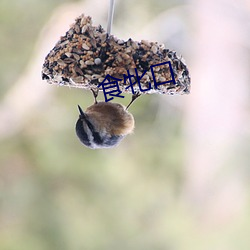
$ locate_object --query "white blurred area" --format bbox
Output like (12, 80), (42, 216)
(185, 0), (250, 225)
(1, 0), (250, 247)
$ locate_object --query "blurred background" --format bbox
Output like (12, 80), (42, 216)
(1, 0), (250, 249)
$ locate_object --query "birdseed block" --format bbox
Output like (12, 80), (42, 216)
(42, 14), (190, 95)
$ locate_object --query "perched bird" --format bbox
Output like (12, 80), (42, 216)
(75, 90), (140, 149)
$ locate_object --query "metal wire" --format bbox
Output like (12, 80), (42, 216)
(107, 0), (115, 34)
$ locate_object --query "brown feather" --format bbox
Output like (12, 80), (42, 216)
(85, 102), (134, 135)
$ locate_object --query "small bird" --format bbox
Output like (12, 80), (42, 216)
(75, 90), (140, 149)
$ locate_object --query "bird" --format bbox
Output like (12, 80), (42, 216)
(75, 89), (140, 149)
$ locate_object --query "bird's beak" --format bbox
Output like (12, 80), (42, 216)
(77, 105), (86, 119)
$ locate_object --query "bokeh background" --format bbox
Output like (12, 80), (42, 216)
(1, 0), (250, 249)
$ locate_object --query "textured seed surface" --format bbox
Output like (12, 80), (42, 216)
(42, 14), (190, 95)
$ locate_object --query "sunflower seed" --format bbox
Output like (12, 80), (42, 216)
(82, 43), (90, 50)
